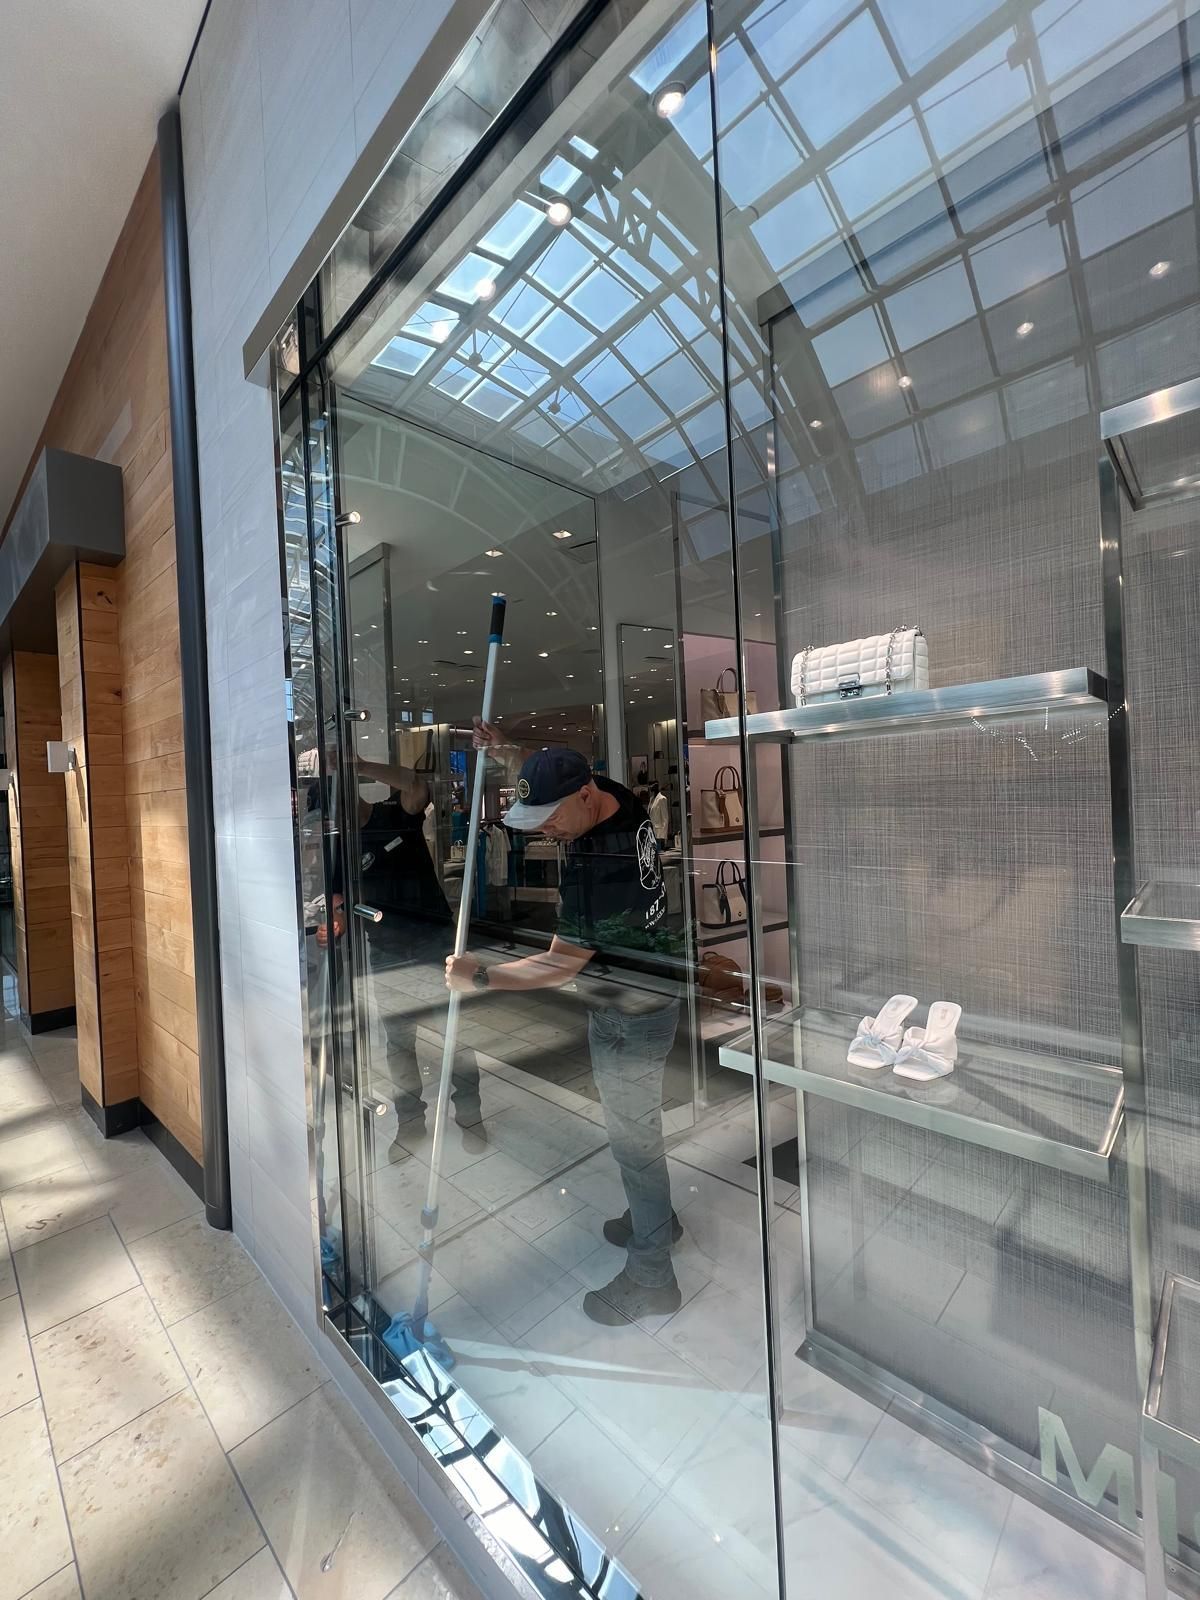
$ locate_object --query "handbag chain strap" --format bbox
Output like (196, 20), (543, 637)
(797, 644), (812, 707)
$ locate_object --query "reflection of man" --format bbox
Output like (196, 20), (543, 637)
(356, 756), (483, 1160)
(447, 734), (683, 1326)
(648, 781), (670, 844)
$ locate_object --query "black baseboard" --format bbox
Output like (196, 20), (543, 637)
(140, 1106), (204, 1200)
(29, 1005), (77, 1035)
(81, 1085), (141, 1138)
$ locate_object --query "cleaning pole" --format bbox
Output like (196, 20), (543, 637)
(391, 592), (506, 1362)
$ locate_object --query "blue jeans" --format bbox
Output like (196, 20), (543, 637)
(588, 1000), (681, 1288)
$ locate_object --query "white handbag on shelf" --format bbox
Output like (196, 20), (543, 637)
(790, 626), (928, 706)
(699, 860), (748, 928)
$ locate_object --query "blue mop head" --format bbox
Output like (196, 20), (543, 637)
(381, 1312), (456, 1371)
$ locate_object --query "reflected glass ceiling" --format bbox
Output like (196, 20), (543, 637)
(334, 0), (1200, 518)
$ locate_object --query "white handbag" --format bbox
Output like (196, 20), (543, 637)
(699, 860), (747, 928)
(791, 627), (927, 706)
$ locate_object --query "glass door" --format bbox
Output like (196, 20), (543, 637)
(294, 5), (785, 1596)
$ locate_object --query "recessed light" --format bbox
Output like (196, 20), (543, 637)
(546, 610), (557, 616)
(1149, 260), (1172, 279)
(654, 81), (686, 118)
(457, 630), (467, 636)
(566, 673), (574, 679)
(485, 548), (503, 557)
(538, 650), (549, 657)
(809, 419), (823, 429)
(546, 198), (573, 227)
(897, 375), (913, 390)
(463, 648), (474, 654)
(474, 276), (497, 301)
(552, 529), (572, 539)
(417, 639), (428, 645)
(1016, 320), (1035, 338)
(430, 319), (453, 344)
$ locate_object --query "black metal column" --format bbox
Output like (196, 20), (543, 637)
(157, 104), (231, 1231)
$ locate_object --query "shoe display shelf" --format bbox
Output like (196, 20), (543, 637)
(716, 1007), (1124, 1182)
(1145, 1272), (1200, 1473)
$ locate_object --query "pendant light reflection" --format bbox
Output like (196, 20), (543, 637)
(546, 198), (573, 227)
(654, 81), (686, 118)
(474, 276), (497, 302)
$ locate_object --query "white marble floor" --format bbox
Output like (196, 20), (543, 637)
(0, 1011), (484, 1600)
(352, 982), (1149, 1600)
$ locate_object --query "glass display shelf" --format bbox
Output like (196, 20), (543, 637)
(1146, 1273), (1200, 1472)
(703, 668), (1109, 744)
(718, 1008), (1124, 1181)
(1121, 880), (1200, 951)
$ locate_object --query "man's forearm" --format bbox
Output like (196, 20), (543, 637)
(487, 951), (583, 990)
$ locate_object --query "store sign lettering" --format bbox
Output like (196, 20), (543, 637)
(1039, 1406), (1192, 1555)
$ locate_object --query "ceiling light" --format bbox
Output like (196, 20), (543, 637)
(897, 375), (913, 390)
(1016, 320), (1035, 338)
(335, 510), (361, 526)
(1149, 260), (1171, 279)
(417, 639), (428, 645)
(463, 648), (474, 654)
(430, 319), (453, 344)
(552, 529), (572, 540)
(474, 276), (497, 302)
(654, 82), (686, 118)
(457, 630), (467, 636)
(809, 419), (823, 430)
(546, 610), (557, 616)
(486, 548), (503, 557)
(566, 673), (574, 679)
(546, 198), (573, 227)
(538, 650), (549, 658)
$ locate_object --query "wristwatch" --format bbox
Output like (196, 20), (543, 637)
(472, 965), (491, 990)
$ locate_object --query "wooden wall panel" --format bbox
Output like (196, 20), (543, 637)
(2, 651), (74, 1028)
(12, 153), (202, 1163)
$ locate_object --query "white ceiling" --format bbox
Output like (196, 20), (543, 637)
(0, 0), (208, 527)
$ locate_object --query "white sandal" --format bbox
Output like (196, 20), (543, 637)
(847, 994), (918, 1069)
(893, 1001), (962, 1082)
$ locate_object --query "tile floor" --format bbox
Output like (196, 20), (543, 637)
(347, 975), (1151, 1600)
(0, 1011), (485, 1600)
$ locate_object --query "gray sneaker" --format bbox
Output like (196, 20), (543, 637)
(582, 1268), (682, 1326)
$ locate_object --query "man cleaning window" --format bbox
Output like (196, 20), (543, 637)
(446, 729), (684, 1326)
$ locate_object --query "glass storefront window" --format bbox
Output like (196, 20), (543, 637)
(274, 1), (1200, 1596)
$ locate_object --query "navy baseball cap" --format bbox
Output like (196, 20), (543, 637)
(505, 747), (592, 830)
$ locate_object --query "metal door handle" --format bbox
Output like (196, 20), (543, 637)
(354, 904), (383, 923)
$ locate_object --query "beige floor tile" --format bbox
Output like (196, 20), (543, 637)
(0, 1234), (13, 1300)
(128, 1213), (258, 1324)
(386, 1543), (483, 1600)
(0, 1290), (36, 1419)
(15, 1215), (138, 1336)
(202, 1545), (293, 1599)
(105, 1159), (204, 1244)
(41, 1067), (82, 1109)
(1, 1163), (113, 1252)
(60, 1390), (263, 1600)
(67, 1120), (159, 1183)
(17, 1565), (81, 1598)
(232, 1384), (438, 1600)
(0, 1118), (80, 1190)
(171, 1273), (322, 1449)
(34, 1284), (188, 1462)
(0, 1399), (72, 1600)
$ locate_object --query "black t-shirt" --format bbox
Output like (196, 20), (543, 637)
(557, 778), (681, 1006)
(361, 794), (450, 923)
